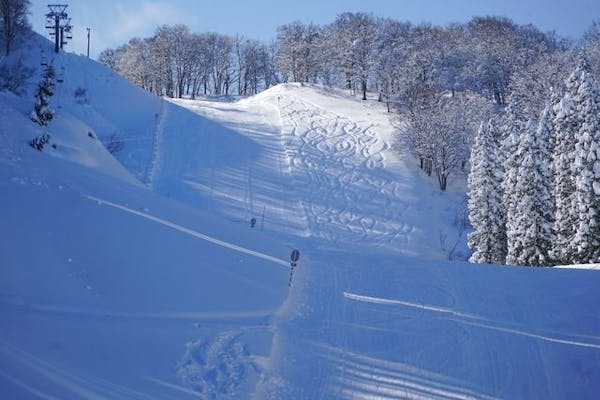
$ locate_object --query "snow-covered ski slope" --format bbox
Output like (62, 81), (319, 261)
(1, 34), (599, 399)
(168, 84), (468, 258)
(169, 85), (600, 399)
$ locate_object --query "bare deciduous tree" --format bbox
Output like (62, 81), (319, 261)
(0, 0), (30, 56)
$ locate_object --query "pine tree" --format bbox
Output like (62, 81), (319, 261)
(501, 92), (527, 264)
(468, 119), (506, 264)
(506, 119), (554, 266)
(552, 63), (581, 264)
(30, 66), (55, 126)
(536, 102), (557, 260)
(571, 59), (600, 263)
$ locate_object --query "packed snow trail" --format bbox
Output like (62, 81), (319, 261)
(165, 94), (310, 240)
(169, 84), (465, 258)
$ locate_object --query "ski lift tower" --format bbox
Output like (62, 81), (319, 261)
(45, 4), (71, 53)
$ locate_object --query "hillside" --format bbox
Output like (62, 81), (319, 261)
(0, 34), (599, 399)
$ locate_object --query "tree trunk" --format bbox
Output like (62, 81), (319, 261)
(437, 170), (448, 191)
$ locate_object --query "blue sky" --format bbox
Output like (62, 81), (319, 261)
(29, 0), (600, 58)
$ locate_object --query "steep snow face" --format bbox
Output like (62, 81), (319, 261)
(1, 34), (599, 400)
(8, 32), (162, 183)
(0, 67), (137, 184)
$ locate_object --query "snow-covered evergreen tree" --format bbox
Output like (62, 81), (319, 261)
(506, 119), (554, 266)
(500, 92), (527, 262)
(552, 63), (581, 264)
(571, 58), (600, 263)
(30, 65), (55, 126)
(468, 119), (506, 264)
(583, 21), (600, 80)
(537, 101), (558, 251)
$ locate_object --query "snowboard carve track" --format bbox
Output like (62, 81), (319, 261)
(278, 95), (413, 249)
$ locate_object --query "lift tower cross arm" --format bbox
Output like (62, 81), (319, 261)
(45, 4), (71, 53)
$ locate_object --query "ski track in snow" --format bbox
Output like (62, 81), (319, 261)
(343, 292), (600, 350)
(278, 95), (413, 249)
(0, 339), (163, 400)
(85, 194), (289, 268)
(82, 193), (286, 399)
(308, 342), (499, 400)
(0, 296), (273, 323)
(268, 260), (501, 400)
(343, 292), (481, 320)
(141, 377), (199, 397)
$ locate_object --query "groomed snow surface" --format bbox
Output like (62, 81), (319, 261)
(1, 37), (599, 399)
